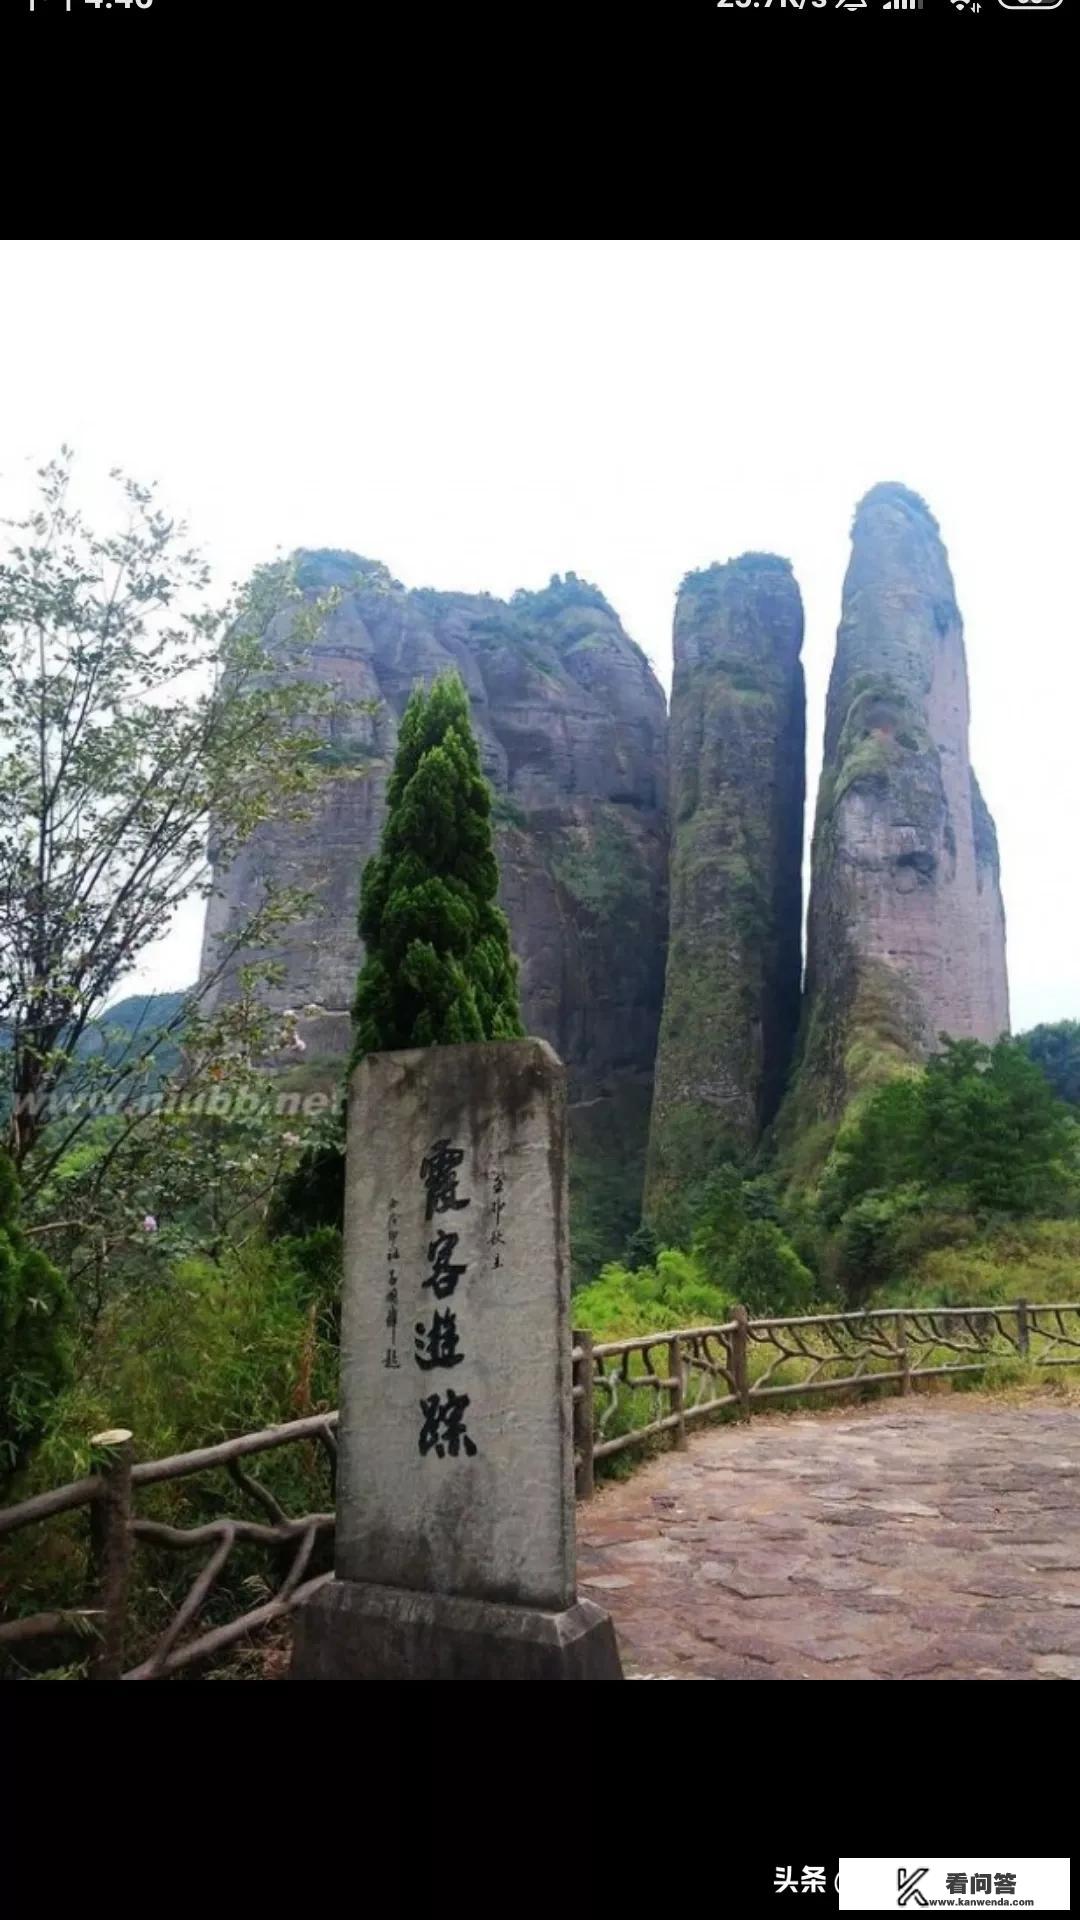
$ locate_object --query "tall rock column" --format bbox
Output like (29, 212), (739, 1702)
(645, 555), (805, 1229)
(780, 483), (1009, 1176)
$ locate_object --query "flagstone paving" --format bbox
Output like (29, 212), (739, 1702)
(576, 1395), (1080, 1680)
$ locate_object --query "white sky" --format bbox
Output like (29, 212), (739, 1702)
(2, 239), (1076, 1031)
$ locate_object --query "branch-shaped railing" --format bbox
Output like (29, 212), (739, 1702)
(569, 1297), (1080, 1497)
(2, 1297), (1077, 1676)
(0, 1412), (339, 1680)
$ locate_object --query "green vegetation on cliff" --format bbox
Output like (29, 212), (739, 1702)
(1018, 1021), (1080, 1110)
(777, 663), (944, 1179)
(774, 956), (928, 1189)
(680, 552), (795, 594)
(852, 481), (940, 532)
(773, 482), (1009, 1187)
(814, 1036), (1078, 1302)
(508, 573), (652, 670)
(593, 1031), (1079, 1338)
(552, 806), (651, 922)
(824, 673), (934, 809)
(646, 554), (804, 1234)
(567, 1080), (653, 1290)
(575, 1161), (815, 1341)
(821, 1038), (1074, 1223)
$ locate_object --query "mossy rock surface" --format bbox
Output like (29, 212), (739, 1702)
(646, 555), (804, 1221)
(774, 482), (1009, 1191)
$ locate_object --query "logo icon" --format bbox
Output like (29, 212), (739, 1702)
(897, 1868), (929, 1910)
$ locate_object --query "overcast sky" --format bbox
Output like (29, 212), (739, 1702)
(3, 240), (1076, 1031)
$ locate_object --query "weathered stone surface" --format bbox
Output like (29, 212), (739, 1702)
(291, 1580), (623, 1681)
(336, 1040), (575, 1612)
(709, 1568), (792, 1599)
(1033, 1653), (1080, 1678)
(199, 555), (668, 1275)
(576, 1396), (1080, 1680)
(646, 556), (804, 1222)
(778, 485), (1009, 1166)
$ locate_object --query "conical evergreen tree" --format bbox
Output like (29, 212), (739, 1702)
(349, 671), (524, 1066)
(270, 671), (523, 1236)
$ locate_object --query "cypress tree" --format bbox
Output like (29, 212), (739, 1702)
(349, 670), (523, 1065)
(271, 671), (523, 1236)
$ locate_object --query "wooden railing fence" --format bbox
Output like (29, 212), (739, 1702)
(571, 1298), (1080, 1494)
(0, 1412), (338, 1680)
(2, 1298), (1077, 1678)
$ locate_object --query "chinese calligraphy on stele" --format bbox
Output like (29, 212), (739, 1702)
(403, 1138), (497, 1461)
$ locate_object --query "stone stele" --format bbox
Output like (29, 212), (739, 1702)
(290, 1038), (622, 1680)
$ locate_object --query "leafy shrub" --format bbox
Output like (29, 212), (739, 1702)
(922, 1039), (1076, 1214)
(834, 1191), (916, 1303)
(892, 1218), (1080, 1309)
(0, 1152), (74, 1490)
(821, 1037), (1078, 1232)
(572, 1250), (730, 1344)
(1016, 1020), (1080, 1110)
(690, 1163), (818, 1315)
(729, 1220), (815, 1318)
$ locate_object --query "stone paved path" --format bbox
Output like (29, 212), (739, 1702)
(577, 1395), (1080, 1679)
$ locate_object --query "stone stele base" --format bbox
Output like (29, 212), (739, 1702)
(290, 1579), (624, 1682)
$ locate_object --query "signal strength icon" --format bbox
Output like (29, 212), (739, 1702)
(883, 0), (923, 9)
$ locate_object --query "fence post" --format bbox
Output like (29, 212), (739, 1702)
(88, 1429), (133, 1681)
(732, 1305), (751, 1423)
(669, 1334), (687, 1450)
(572, 1331), (595, 1501)
(1016, 1298), (1029, 1358)
(895, 1312), (911, 1397)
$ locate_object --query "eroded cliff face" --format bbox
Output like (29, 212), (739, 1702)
(644, 556), (805, 1227)
(778, 485), (1009, 1175)
(199, 552), (669, 1275)
(202, 496), (1010, 1252)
